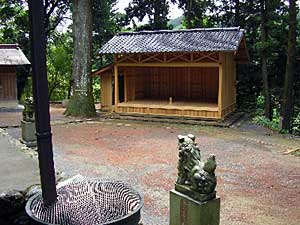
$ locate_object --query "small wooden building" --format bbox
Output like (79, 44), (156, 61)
(0, 44), (30, 107)
(96, 28), (249, 120)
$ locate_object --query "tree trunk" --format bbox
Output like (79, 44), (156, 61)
(186, 0), (193, 28)
(153, 0), (160, 29)
(65, 0), (96, 117)
(281, 0), (296, 131)
(260, 0), (272, 120)
(234, 0), (240, 26)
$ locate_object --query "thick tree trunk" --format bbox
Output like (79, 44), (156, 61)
(234, 0), (240, 26)
(260, 0), (272, 120)
(65, 0), (96, 117)
(281, 0), (296, 131)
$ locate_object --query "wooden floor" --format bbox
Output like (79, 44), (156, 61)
(117, 99), (220, 119)
(119, 99), (218, 111)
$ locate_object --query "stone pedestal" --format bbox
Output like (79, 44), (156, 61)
(21, 120), (37, 147)
(170, 189), (220, 225)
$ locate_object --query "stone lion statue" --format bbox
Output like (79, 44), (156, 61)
(176, 134), (217, 201)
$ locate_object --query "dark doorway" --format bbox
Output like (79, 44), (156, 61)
(118, 74), (124, 103)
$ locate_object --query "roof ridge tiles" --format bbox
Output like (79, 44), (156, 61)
(118, 27), (241, 36)
(0, 44), (19, 49)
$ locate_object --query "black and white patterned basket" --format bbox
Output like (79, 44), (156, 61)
(26, 175), (143, 225)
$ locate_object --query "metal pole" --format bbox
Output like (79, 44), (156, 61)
(28, 0), (57, 205)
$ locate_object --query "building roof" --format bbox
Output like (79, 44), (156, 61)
(0, 44), (30, 65)
(91, 63), (114, 76)
(99, 27), (246, 54)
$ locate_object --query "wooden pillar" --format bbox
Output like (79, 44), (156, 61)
(114, 65), (118, 112)
(218, 53), (224, 119)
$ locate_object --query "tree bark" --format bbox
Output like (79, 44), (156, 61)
(260, 0), (272, 120)
(234, 0), (240, 26)
(281, 0), (296, 131)
(65, 0), (96, 117)
(186, 0), (193, 28)
(153, 0), (160, 29)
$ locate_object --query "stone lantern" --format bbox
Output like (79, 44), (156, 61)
(21, 97), (37, 147)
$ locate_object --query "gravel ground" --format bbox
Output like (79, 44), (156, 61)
(51, 119), (300, 225)
(1, 106), (300, 225)
(0, 104), (86, 128)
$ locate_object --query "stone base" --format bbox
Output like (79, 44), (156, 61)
(170, 189), (220, 225)
(175, 183), (216, 202)
(21, 120), (37, 147)
(20, 139), (37, 148)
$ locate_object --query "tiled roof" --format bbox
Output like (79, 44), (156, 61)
(0, 44), (30, 65)
(99, 27), (245, 54)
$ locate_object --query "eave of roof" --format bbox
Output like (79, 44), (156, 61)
(0, 44), (31, 65)
(91, 63), (114, 76)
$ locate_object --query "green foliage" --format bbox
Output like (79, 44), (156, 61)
(47, 32), (73, 101)
(292, 110), (300, 135)
(236, 64), (261, 111)
(253, 94), (278, 130)
(125, 0), (171, 30)
(0, 0), (30, 55)
(253, 115), (281, 131)
(291, 149), (300, 157)
(92, 0), (121, 68)
(43, 0), (71, 38)
(20, 77), (33, 104)
(173, 0), (214, 28)
(0, 0), (72, 101)
(92, 76), (101, 102)
(253, 93), (293, 134)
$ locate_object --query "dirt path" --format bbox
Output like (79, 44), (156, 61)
(50, 119), (300, 225)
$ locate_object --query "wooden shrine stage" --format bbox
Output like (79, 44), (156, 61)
(117, 99), (219, 119)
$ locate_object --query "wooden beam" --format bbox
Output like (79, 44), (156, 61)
(116, 62), (220, 67)
(194, 52), (219, 63)
(118, 54), (139, 63)
(190, 53), (194, 62)
(166, 53), (189, 63)
(114, 65), (118, 112)
(141, 53), (162, 63)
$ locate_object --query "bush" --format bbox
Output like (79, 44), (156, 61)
(292, 112), (300, 135)
(253, 115), (281, 131)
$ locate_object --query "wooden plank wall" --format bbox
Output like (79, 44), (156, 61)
(220, 52), (236, 117)
(121, 66), (219, 103)
(0, 66), (17, 101)
(190, 67), (219, 102)
(124, 67), (137, 101)
(100, 73), (112, 110)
